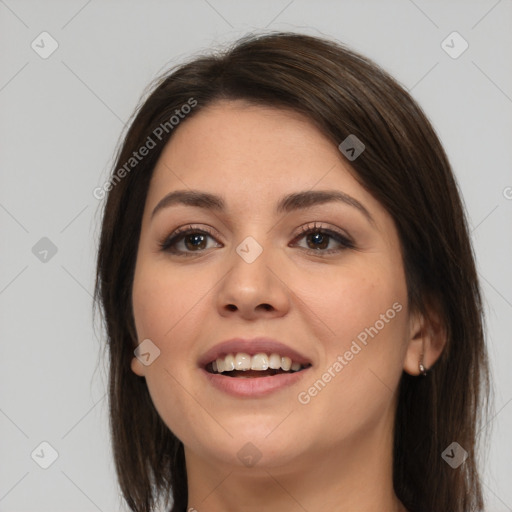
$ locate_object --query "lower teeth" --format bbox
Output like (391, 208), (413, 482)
(205, 362), (311, 376)
(219, 369), (295, 378)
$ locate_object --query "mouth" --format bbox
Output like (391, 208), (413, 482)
(198, 337), (313, 397)
(205, 352), (312, 378)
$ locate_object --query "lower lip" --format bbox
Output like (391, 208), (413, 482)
(200, 367), (311, 397)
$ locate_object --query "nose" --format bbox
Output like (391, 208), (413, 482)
(216, 239), (290, 321)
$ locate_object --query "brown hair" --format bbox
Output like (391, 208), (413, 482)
(94, 31), (491, 512)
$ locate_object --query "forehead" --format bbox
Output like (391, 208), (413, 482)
(146, 100), (367, 209)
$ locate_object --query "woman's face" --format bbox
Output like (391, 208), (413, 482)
(131, 100), (418, 472)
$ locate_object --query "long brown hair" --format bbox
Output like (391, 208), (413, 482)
(94, 31), (491, 512)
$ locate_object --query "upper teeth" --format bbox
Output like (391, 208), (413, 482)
(212, 353), (304, 373)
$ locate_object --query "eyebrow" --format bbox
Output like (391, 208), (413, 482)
(151, 189), (375, 226)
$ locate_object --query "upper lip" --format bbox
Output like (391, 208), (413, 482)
(198, 337), (313, 368)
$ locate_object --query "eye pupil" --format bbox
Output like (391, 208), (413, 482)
(185, 234), (206, 250)
(307, 232), (328, 250)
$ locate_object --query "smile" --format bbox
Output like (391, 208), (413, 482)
(206, 352), (311, 377)
(201, 356), (312, 398)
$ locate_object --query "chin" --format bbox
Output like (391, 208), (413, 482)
(193, 421), (311, 470)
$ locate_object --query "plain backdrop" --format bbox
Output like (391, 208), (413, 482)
(1, 1), (511, 510)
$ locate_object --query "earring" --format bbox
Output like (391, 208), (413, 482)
(419, 356), (428, 376)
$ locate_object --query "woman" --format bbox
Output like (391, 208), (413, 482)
(94, 31), (490, 512)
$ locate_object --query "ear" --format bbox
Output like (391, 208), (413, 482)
(131, 354), (146, 377)
(403, 302), (447, 376)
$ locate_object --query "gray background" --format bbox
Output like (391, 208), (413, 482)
(1, 1), (511, 510)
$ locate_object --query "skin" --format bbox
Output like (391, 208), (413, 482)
(130, 100), (446, 511)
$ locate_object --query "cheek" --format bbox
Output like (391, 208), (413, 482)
(132, 259), (202, 342)
(332, 265), (408, 379)
(293, 260), (408, 420)
(318, 295), (407, 421)
(131, 261), (218, 441)
(295, 318), (408, 453)
(293, 258), (407, 347)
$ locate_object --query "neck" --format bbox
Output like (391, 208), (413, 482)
(185, 417), (406, 512)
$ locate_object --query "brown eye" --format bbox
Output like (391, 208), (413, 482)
(305, 231), (330, 250)
(159, 227), (222, 256)
(292, 223), (355, 255)
(182, 233), (208, 251)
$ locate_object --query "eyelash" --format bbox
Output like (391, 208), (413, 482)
(158, 222), (355, 257)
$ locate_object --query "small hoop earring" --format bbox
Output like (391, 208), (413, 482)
(419, 358), (428, 376)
